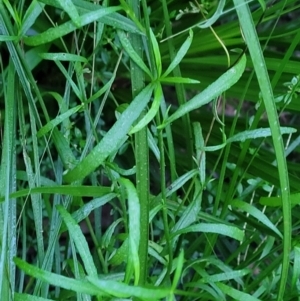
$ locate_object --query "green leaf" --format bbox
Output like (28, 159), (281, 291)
(60, 193), (116, 233)
(59, 0), (81, 27)
(39, 52), (88, 63)
(200, 269), (251, 283)
(150, 28), (161, 76)
(171, 223), (244, 241)
(216, 282), (262, 301)
(87, 276), (171, 299)
(130, 83), (163, 134)
(202, 127), (297, 152)
(39, 0), (142, 34)
(20, 0), (45, 36)
(0, 185), (111, 202)
(162, 29), (193, 77)
(14, 258), (101, 295)
(37, 105), (83, 138)
(259, 192), (300, 207)
(171, 250), (184, 291)
(56, 205), (97, 277)
(197, 0), (225, 29)
(23, 6), (121, 46)
(117, 30), (152, 79)
(159, 54), (246, 128)
(64, 83), (154, 183)
(0, 35), (18, 41)
(119, 178), (140, 284)
(230, 199), (282, 238)
(292, 246), (300, 289)
(159, 77), (200, 84)
(15, 293), (55, 301)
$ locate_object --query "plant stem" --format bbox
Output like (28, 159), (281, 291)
(127, 0), (149, 285)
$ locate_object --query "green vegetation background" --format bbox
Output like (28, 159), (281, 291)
(0, 0), (300, 300)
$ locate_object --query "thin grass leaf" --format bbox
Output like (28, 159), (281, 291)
(193, 122), (205, 185)
(64, 83), (154, 183)
(216, 282), (262, 301)
(130, 83), (162, 134)
(159, 77), (200, 84)
(162, 29), (193, 77)
(119, 178), (140, 284)
(172, 223), (244, 241)
(102, 218), (124, 249)
(234, 3), (292, 299)
(109, 239), (129, 266)
(171, 185), (201, 242)
(20, 0), (45, 36)
(52, 130), (78, 170)
(37, 105), (83, 138)
(24, 6), (121, 46)
(59, 0), (81, 27)
(39, 52), (88, 63)
(87, 276), (171, 299)
(292, 246), (300, 289)
(39, 0), (142, 33)
(0, 62), (17, 301)
(159, 54), (246, 128)
(14, 293), (55, 301)
(202, 127), (296, 151)
(86, 76), (115, 104)
(117, 30), (152, 79)
(14, 258), (101, 295)
(200, 269), (251, 283)
(150, 28), (161, 76)
(56, 205), (97, 277)
(260, 192), (300, 207)
(0, 185), (111, 202)
(230, 199), (282, 238)
(60, 193), (117, 233)
(197, 0), (226, 29)
(171, 250), (184, 291)
(0, 34), (18, 41)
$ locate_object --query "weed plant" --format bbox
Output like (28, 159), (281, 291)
(0, 0), (300, 300)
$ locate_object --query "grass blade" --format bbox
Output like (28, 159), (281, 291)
(159, 54), (246, 127)
(233, 2), (292, 300)
(64, 83), (154, 183)
(56, 205), (97, 277)
(24, 6), (121, 46)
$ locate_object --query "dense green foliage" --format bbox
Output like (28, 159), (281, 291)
(0, 0), (300, 300)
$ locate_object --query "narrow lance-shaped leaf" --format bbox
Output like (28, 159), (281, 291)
(59, 0), (81, 27)
(197, 0), (225, 28)
(13, 258), (101, 295)
(230, 199), (282, 238)
(24, 6), (121, 46)
(130, 83), (163, 134)
(150, 28), (161, 76)
(64, 83), (154, 183)
(119, 178), (140, 284)
(38, 0), (142, 34)
(117, 30), (152, 79)
(87, 276), (171, 299)
(171, 223), (244, 241)
(159, 54), (246, 128)
(20, 0), (45, 36)
(162, 29), (193, 77)
(56, 205), (97, 277)
(159, 77), (199, 84)
(37, 105), (83, 138)
(39, 52), (88, 63)
(201, 127), (297, 152)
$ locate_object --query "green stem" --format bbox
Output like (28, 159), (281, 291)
(127, 0), (149, 285)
